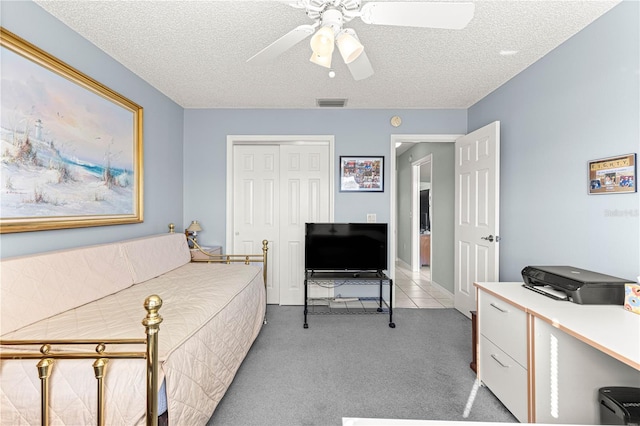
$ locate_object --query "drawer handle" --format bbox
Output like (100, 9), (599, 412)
(490, 354), (510, 368)
(489, 302), (508, 313)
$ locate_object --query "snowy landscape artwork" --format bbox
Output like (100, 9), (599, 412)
(1, 29), (142, 233)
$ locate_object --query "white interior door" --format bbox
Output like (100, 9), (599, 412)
(279, 144), (330, 305)
(233, 145), (280, 304)
(454, 121), (500, 318)
(231, 140), (331, 305)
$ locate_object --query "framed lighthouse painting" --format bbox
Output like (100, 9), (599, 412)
(0, 28), (143, 233)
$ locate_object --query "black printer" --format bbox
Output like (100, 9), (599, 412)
(599, 387), (640, 425)
(521, 265), (631, 305)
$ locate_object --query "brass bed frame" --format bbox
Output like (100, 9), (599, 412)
(0, 227), (269, 426)
(176, 222), (270, 324)
(0, 295), (163, 426)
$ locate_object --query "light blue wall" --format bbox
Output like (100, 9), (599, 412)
(468, 0), (640, 281)
(4, 0), (637, 287)
(0, 1), (184, 258)
(183, 109), (466, 249)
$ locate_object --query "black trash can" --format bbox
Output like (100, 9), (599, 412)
(599, 387), (640, 425)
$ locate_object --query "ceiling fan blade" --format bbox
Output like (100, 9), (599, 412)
(347, 50), (374, 81)
(360, 2), (475, 29)
(247, 24), (316, 65)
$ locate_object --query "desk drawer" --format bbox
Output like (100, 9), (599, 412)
(480, 335), (528, 422)
(479, 290), (527, 367)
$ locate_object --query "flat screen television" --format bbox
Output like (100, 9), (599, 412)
(305, 223), (388, 272)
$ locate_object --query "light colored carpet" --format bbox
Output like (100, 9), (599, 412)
(207, 306), (517, 426)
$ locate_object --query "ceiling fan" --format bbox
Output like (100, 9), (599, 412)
(247, 0), (475, 80)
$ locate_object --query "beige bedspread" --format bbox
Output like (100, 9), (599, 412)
(0, 262), (265, 425)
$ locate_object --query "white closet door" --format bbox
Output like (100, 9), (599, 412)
(233, 144), (280, 304)
(232, 142), (330, 305)
(279, 144), (330, 305)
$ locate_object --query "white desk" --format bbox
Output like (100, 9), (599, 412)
(475, 282), (640, 424)
(476, 282), (640, 369)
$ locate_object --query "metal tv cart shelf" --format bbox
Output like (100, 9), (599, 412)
(303, 270), (395, 328)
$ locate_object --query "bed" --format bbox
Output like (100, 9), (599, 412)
(0, 229), (268, 425)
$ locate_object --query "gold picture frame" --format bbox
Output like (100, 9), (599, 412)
(588, 153), (636, 195)
(0, 28), (143, 233)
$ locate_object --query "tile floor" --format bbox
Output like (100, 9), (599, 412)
(394, 262), (454, 308)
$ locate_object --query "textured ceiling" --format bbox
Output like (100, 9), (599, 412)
(34, 0), (620, 109)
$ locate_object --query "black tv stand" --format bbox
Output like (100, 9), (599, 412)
(303, 270), (395, 329)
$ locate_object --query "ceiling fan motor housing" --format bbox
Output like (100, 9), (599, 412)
(306, 0), (361, 25)
(319, 8), (344, 34)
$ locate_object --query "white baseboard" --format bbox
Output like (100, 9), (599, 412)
(431, 280), (454, 298)
(396, 259), (454, 298)
(396, 258), (411, 270)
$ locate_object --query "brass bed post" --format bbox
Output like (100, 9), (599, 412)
(36, 358), (54, 426)
(142, 295), (163, 426)
(262, 240), (268, 292)
(93, 358), (108, 426)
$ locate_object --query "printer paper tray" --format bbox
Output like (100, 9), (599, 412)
(522, 284), (569, 301)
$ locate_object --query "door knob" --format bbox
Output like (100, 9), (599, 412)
(481, 235), (494, 242)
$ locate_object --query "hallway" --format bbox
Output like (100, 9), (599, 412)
(394, 263), (454, 308)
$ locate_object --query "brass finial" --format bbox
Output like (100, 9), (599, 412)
(93, 358), (108, 379)
(37, 358), (54, 379)
(142, 295), (163, 327)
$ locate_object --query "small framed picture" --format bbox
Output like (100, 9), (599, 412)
(340, 156), (384, 192)
(588, 153), (636, 195)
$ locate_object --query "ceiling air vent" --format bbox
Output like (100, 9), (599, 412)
(316, 98), (348, 108)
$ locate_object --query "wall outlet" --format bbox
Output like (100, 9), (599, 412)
(367, 214), (376, 223)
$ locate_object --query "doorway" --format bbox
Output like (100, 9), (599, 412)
(389, 122), (500, 315)
(411, 154), (432, 274)
(226, 135), (335, 305)
(390, 135), (460, 308)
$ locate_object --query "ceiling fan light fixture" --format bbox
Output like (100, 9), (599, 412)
(310, 52), (332, 69)
(336, 29), (364, 64)
(310, 26), (335, 56)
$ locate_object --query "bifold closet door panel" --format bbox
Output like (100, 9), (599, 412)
(279, 144), (330, 305)
(233, 144), (281, 304)
(232, 143), (330, 305)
